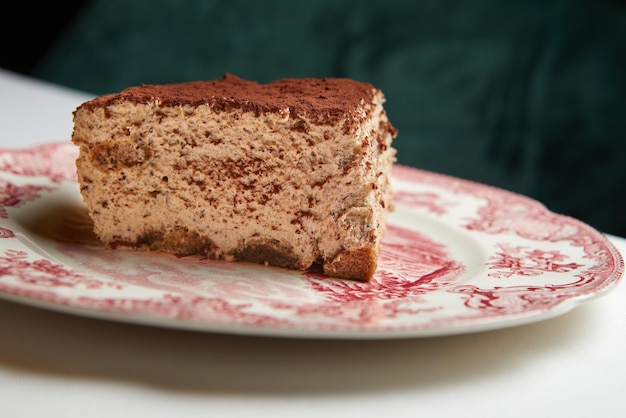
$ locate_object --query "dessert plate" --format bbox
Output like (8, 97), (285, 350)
(0, 142), (622, 339)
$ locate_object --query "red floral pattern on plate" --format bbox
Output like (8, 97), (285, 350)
(0, 142), (623, 338)
(0, 143), (78, 183)
(0, 179), (53, 218)
(486, 244), (584, 279)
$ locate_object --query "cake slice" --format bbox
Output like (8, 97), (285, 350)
(71, 73), (397, 280)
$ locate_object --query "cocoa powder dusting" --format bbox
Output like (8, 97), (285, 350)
(76, 73), (379, 126)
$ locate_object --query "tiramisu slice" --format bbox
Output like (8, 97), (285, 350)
(71, 73), (397, 280)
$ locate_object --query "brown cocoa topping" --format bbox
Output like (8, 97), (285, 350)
(75, 73), (379, 127)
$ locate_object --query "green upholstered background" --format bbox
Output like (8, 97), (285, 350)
(31, 0), (626, 236)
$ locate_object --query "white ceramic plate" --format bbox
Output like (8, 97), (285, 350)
(0, 142), (622, 338)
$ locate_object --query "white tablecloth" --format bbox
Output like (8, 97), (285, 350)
(1, 68), (624, 418)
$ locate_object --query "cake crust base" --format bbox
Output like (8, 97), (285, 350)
(323, 247), (378, 280)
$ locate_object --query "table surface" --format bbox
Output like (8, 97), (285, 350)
(1, 67), (625, 418)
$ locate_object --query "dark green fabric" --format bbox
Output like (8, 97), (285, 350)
(33, 0), (626, 236)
